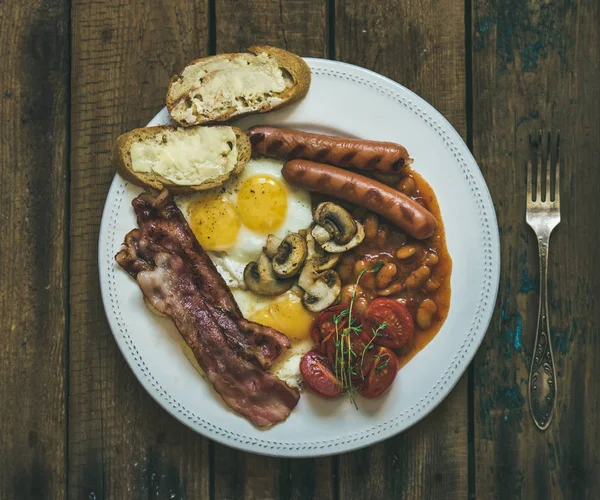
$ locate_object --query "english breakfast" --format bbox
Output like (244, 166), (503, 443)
(114, 46), (452, 427)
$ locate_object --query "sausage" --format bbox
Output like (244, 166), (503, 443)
(282, 160), (437, 240)
(247, 126), (412, 174)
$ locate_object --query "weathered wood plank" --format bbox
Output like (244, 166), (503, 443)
(212, 2), (333, 499)
(0, 0), (69, 498)
(215, 0), (329, 56)
(471, 0), (600, 499)
(69, 2), (212, 498)
(334, 0), (469, 498)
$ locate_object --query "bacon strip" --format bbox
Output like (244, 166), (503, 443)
(116, 229), (299, 428)
(132, 190), (241, 315)
(129, 190), (289, 369)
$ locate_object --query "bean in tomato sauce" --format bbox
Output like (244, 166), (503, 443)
(333, 167), (452, 369)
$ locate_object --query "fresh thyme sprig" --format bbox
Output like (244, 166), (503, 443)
(332, 261), (384, 409)
(374, 352), (391, 372)
(359, 321), (387, 379)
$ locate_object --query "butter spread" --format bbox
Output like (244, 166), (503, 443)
(130, 127), (238, 186)
(171, 53), (293, 123)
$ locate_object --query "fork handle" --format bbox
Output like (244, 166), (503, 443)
(528, 236), (557, 430)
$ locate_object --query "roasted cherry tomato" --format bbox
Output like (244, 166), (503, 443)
(352, 340), (377, 382)
(310, 306), (346, 344)
(300, 350), (342, 398)
(358, 347), (399, 398)
(362, 298), (414, 349)
(310, 305), (360, 364)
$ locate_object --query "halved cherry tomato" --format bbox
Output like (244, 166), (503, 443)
(310, 306), (346, 346)
(358, 347), (399, 398)
(300, 350), (342, 398)
(344, 332), (375, 382)
(362, 298), (414, 349)
(310, 305), (362, 364)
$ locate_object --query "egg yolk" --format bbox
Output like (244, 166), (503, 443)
(248, 291), (314, 341)
(188, 198), (240, 250)
(237, 175), (287, 233)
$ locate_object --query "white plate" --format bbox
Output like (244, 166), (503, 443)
(99, 58), (500, 457)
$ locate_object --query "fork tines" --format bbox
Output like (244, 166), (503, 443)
(527, 131), (560, 206)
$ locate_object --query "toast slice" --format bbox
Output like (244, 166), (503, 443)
(114, 125), (251, 193)
(166, 45), (311, 126)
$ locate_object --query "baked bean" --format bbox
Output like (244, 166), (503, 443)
(377, 281), (404, 297)
(424, 278), (441, 292)
(376, 262), (398, 289)
(396, 176), (416, 196)
(416, 299), (437, 330)
(405, 265), (431, 289)
(354, 296), (370, 315)
(338, 264), (354, 282)
(340, 284), (358, 306)
(338, 255), (355, 282)
(354, 259), (367, 278)
(360, 271), (376, 290)
(376, 226), (388, 246)
(353, 260), (376, 289)
(363, 214), (379, 242)
(395, 243), (421, 260)
(373, 172), (400, 186)
(421, 251), (439, 267)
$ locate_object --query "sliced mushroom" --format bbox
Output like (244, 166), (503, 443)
(313, 202), (357, 245)
(244, 251), (294, 296)
(271, 232), (308, 278)
(311, 220), (365, 253)
(264, 234), (282, 259)
(298, 262), (342, 312)
(311, 224), (334, 246)
(306, 232), (340, 271)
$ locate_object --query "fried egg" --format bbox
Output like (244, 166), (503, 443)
(233, 288), (315, 389)
(176, 157), (316, 388)
(177, 157), (313, 288)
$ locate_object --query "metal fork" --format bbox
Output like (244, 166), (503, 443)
(526, 131), (561, 430)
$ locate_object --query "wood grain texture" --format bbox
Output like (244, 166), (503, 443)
(215, 0), (328, 57)
(212, 2), (333, 499)
(471, 0), (600, 499)
(0, 0), (69, 498)
(334, 0), (469, 498)
(69, 2), (211, 498)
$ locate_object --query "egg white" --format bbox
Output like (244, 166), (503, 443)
(176, 157), (313, 288)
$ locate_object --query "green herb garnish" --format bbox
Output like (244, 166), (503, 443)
(333, 261), (385, 409)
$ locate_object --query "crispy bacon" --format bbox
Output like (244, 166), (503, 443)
(132, 190), (241, 315)
(116, 229), (299, 428)
(130, 190), (289, 369)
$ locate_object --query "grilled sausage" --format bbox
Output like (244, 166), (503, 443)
(282, 160), (437, 240)
(247, 126), (411, 174)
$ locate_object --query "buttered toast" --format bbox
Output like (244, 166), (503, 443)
(114, 125), (251, 193)
(166, 45), (311, 127)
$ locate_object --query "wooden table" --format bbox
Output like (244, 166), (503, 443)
(1, 1), (598, 498)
